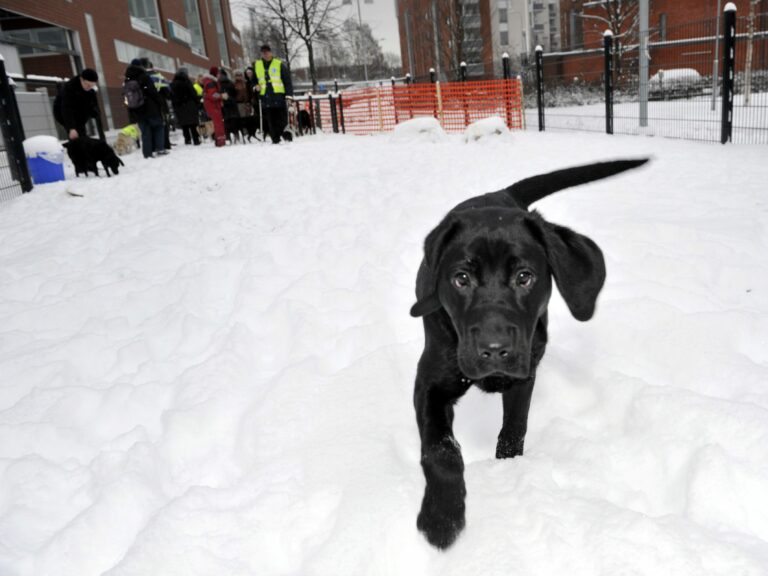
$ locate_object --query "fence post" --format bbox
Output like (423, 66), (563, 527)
(0, 61), (33, 193)
(405, 73), (412, 85)
(314, 95), (322, 132)
(338, 93), (346, 134)
(435, 81), (444, 127)
(460, 61), (467, 82)
(334, 78), (339, 93)
(535, 45), (545, 132)
(308, 93), (316, 135)
(721, 3), (737, 144)
(429, 67), (436, 83)
(377, 85), (384, 132)
(603, 30), (614, 135)
(329, 93), (339, 133)
(502, 52), (510, 80)
(391, 76), (400, 126)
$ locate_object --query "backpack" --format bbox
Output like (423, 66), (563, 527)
(122, 79), (145, 109)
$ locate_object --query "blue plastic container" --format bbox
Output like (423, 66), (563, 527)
(27, 155), (65, 184)
(23, 136), (66, 185)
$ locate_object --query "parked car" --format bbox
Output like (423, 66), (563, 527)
(648, 68), (706, 100)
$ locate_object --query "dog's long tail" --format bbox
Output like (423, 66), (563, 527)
(504, 158), (649, 209)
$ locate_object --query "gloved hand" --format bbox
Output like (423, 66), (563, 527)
(222, 93), (229, 100)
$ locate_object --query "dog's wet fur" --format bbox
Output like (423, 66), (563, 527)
(411, 159), (649, 549)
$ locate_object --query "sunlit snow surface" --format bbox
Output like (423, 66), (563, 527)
(1, 131), (768, 575)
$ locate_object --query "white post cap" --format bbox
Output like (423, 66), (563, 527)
(603, 29), (614, 37)
(724, 2), (737, 11)
(460, 61), (467, 67)
(535, 45), (543, 52)
(502, 52), (509, 58)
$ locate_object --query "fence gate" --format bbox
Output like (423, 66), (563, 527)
(0, 60), (32, 202)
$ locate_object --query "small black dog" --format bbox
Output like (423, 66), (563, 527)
(63, 139), (99, 177)
(411, 159), (649, 549)
(239, 115), (261, 142)
(298, 109), (312, 133)
(64, 137), (124, 177)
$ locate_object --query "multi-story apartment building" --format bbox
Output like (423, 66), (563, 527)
(0, 0), (244, 129)
(397, 0), (562, 79)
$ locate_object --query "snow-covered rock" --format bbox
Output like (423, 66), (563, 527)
(463, 116), (510, 142)
(391, 117), (446, 142)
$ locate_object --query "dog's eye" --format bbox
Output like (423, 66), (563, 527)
(452, 272), (471, 289)
(515, 271), (535, 288)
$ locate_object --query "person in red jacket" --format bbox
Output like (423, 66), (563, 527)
(201, 66), (226, 147)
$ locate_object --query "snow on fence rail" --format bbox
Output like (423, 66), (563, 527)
(294, 79), (525, 135)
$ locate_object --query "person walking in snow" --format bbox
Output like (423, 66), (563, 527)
(170, 68), (201, 146)
(254, 44), (293, 144)
(201, 67), (227, 147)
(123, 59), (166, 159)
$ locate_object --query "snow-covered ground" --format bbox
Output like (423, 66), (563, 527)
(1, 130), (768, 575)
(525, 92), (768, 144)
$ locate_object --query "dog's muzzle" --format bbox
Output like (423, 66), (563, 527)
(457, 317), (531, 380)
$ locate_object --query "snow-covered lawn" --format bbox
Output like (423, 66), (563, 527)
(525, 92), (768, 143)
(1, 130), (768, 575)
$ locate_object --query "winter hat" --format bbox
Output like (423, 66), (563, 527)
(260, 44), (272, 52)
(130, 58), (142, 66)
(81, 68), (98, 82)
(209, 66), (219, 76)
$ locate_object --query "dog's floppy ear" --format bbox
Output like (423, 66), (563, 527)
(410, 214), (462, 317)
(527, 213), (605, 321)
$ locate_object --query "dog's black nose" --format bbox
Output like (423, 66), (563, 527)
(477, 339), (513, 360)
(473, 323), (516, 361)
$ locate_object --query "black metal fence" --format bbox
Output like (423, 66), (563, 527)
(0, 59), (33, 202)
(525, 8), (768, 145)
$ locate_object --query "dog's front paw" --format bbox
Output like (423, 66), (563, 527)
(417, 487), (465, 549)
(495, 434), (524, 459)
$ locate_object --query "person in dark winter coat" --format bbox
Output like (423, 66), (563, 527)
(170, 68), (201, 145)
(124, 59), (165, 158)
(143, 59), (172, 151)
(218, 70), (240, 121)
(53, 68), (100, 141)
(254, 44), (293, 143)
(233, 70), (251, 117)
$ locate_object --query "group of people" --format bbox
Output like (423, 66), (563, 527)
(54, 44), (295, 164)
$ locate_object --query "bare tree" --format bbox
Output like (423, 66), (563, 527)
(258, 0), (341, 89)
(442, 0), (485, 80)
(234, 0), (301, 67)
(744, 0), (760, 106)
(575, 0), (640, 80)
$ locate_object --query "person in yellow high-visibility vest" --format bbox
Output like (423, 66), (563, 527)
(254, 44), (293, 144)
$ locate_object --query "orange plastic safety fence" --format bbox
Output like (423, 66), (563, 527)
(312, 79), (524, 136)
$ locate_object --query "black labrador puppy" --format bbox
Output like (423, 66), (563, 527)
(64, 137), (124, 177)
(410, 159), (648, 549)
(63, 139), (99, 177)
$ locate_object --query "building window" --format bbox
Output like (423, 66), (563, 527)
(500, 31), (509, 46)
(499, 9), (508, 23)
(128, 0), (163, 37)
(114, 39), (175, 73)
(4, 27), (69, 56)
(183, 0), (206, 56)
(211, 0), (229, 66)
(659, 13), (667, 42)
(569, 10), (583, 49)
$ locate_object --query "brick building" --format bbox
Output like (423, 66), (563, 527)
(553, 0), (768, 80)
(396, 0), (495, 81)
(0, 0), (244, 129)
